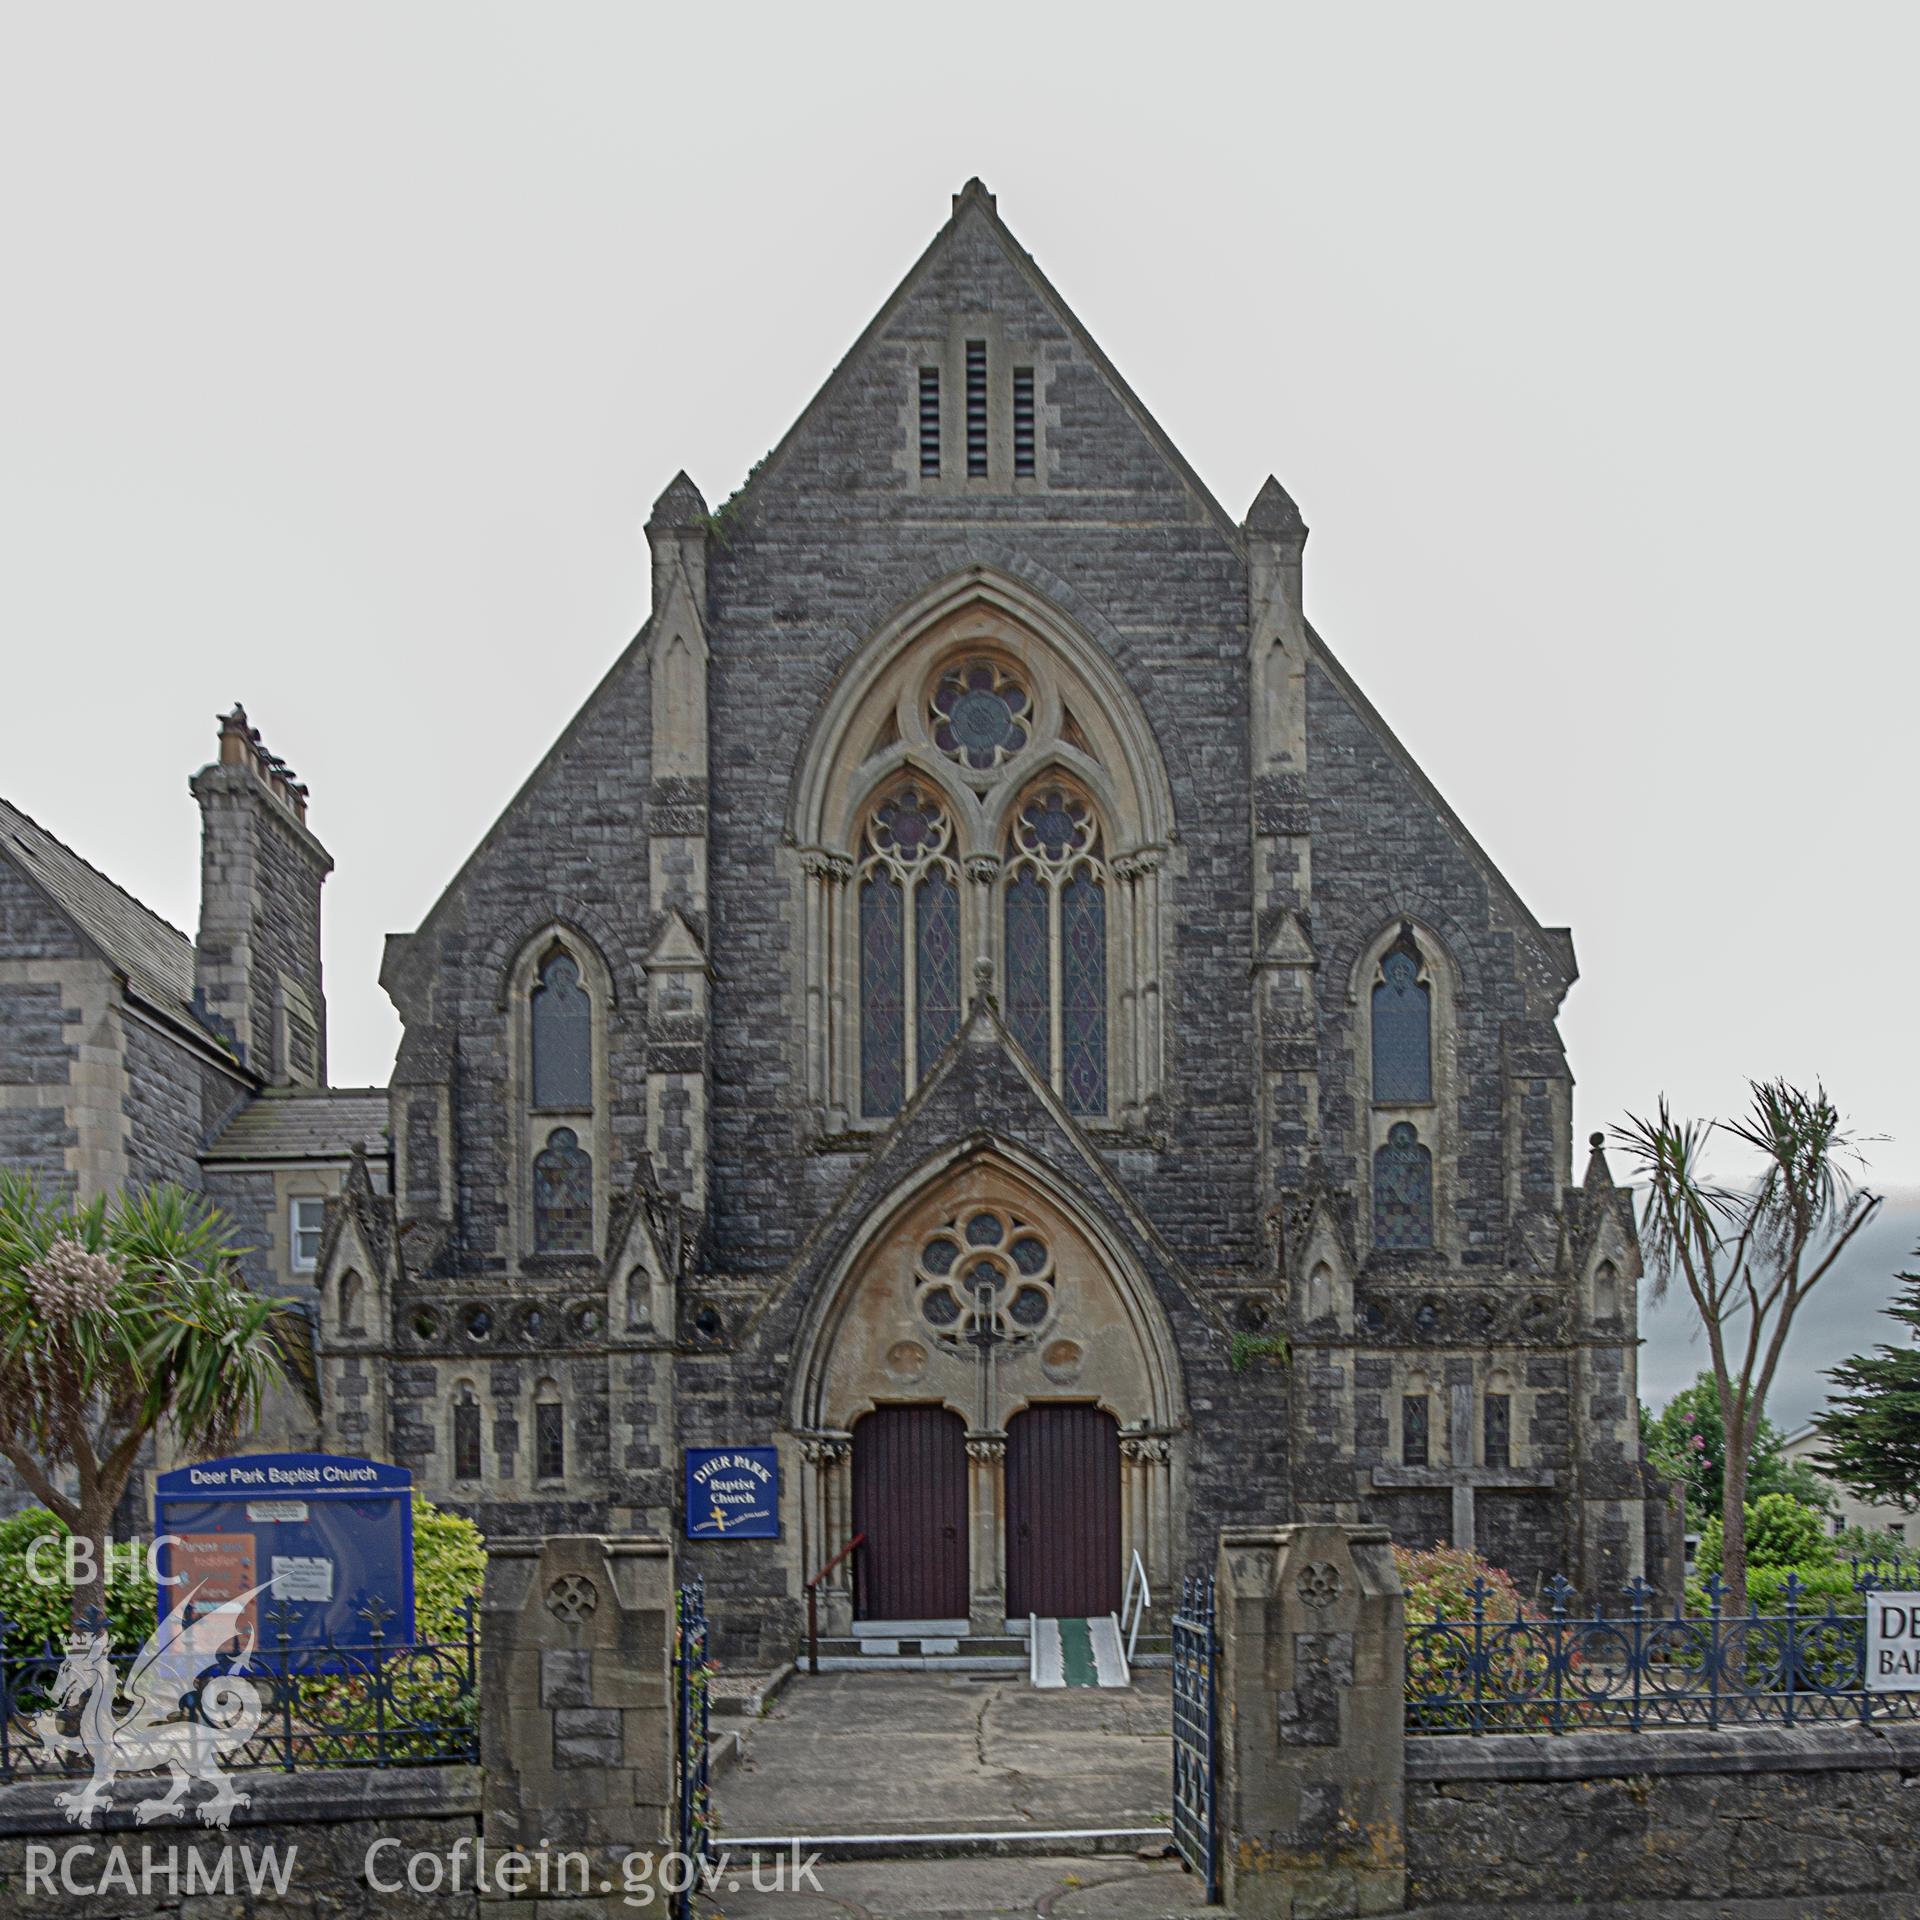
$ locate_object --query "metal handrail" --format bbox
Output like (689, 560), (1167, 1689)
(1122, 1548), (1151, 1664)
(805, 1531), (867, 1675)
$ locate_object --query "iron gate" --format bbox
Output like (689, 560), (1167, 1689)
(673, 1578), (713, 1918)
(1171, 1572), (1220, 1903)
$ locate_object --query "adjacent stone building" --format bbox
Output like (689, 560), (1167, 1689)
(0, 182), (1648, 1651)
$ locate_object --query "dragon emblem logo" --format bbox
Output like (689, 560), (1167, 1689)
(33, 1582), (270, 1829)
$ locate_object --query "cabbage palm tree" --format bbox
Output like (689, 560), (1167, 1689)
(1616, 1081), (1880, 1614)
(0, 1172), (291, 1623)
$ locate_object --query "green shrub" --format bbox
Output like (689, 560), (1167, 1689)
(1833, 1523), (1915, 1568)
(0, 1507), (157, 1649)
(296, 1495), (486, 1755)
(1696, 1494), (1836, 1576)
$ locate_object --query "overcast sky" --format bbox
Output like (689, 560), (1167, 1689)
(2, 6), (1914, 1417)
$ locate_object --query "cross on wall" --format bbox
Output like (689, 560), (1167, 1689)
(1369, 1382), (1555, 1553)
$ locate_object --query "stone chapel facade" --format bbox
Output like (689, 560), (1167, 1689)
(0, 182), (1650, 1655)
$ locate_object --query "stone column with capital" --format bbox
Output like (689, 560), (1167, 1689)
(966, 1432), (1007, 1631)
(480, 1534), (675, 1911)
(1215, 1523), (1406, 1920)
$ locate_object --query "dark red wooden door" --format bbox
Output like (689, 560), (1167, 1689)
(852, 1405), (969, 1622)
(1005, 1404), (1121, 1618)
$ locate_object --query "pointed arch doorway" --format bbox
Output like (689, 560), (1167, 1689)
(791, 1148), (1184, 1634)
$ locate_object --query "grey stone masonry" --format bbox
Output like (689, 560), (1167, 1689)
(191, 704), (332, 1085)
(1216, 1523), (1407, 1919)
(1406, 1724), (1920, 1910)
(479, 1534), (675, 1912)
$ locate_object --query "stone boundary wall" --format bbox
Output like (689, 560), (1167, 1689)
(1406, 1724), (1920, 1912)
(0, 1765), (480, 1919)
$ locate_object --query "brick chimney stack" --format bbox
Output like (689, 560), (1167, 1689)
(190, 705), (333, 1084)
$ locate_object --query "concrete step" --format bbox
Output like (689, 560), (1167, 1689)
(719, 1827), (1175, 1862)
(795, 1631), (1172, 1673)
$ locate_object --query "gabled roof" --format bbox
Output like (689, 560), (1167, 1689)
(204, 1088), (390, 1164)
(0, 794), (196, 1020)
(721, 178), (1245, 550)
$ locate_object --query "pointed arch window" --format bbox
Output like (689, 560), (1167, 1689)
(857, 785), (961, 1117)
(1374, 1122), (1434, 1250)
(452, 1383), (482, 1483)
(796, 601), (1172, 1134)
(1371, 929), (1432, 1104)
(534, 1378), (566, 1482)
(532, 949), (592, 1110)
(1002, 784), (1109, 1116)
(514, 929), (607, 1259)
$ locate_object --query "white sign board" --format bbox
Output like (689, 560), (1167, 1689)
(1864, 1591), (1920, 1691)
(246, 1499), (310, 1523)
(270, 1554), (335, 1604)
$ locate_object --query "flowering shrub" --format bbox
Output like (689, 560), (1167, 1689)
(1398, 1544), (1556, 1729)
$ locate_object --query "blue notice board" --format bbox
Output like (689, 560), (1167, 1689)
(154, 1454), (415, 1670)
(685, 1448), (780, 1539)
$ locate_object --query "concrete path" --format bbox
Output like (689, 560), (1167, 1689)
(692, 1851), (1211, 1917)
(715, 1668), (1174, 1841)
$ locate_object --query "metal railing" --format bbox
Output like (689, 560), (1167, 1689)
(1407, 1564), (1920, 1736)
(673, 1579), (713, 1920)
(804, 1530), (866, 1675)
(0, 1598), (480, 1782)
(1122, 1548), (1151, 1665)
(1171, 1573), (1220, 1904)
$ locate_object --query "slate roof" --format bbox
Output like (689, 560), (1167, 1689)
(0, 794), (197, 1019)
(205, 1088), (390, 1163)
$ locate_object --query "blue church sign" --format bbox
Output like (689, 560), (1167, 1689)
(154, 1453), (415, 1670)
(685, 1448), (780, 1539)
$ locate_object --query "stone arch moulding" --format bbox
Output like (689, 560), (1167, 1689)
(787, 1139), (1186, 1437)
(787, 1139), (1186, 1633)
(787, 567), (1177, 1131)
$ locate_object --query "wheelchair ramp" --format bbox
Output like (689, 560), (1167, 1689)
(1028, 1612), (1130, 1688)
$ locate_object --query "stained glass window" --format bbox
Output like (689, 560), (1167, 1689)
(1061, 869), (1107, 1115)
(533, 1126), (593, 1253)
(453, 1392), (482, 1481)
(858, 785), (960, 1119)
(1002, 786), (1108, 1115)
(1402, 1395), (1430, 1467)
(1371, 943), (1431, 1105)
(916, 867), (961, 1073)
(532, 950), (592, 1110)
(1484, 1394), (1512, 1471)
(859, 873), (905, 1116)
(1005, 869), (1051, 1071)
(535, 1398), (566, 1481)
(930, 660), (1030, 769)
(1374, 1122), (1433, 1249)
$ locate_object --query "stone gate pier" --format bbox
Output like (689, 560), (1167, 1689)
(1215, 1523), (1407, 1919)
(480, 1534), (675, 1913)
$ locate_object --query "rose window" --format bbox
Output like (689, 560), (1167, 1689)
(930, 660), (1031, 771)
(912, 1207), (1055, 1347)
